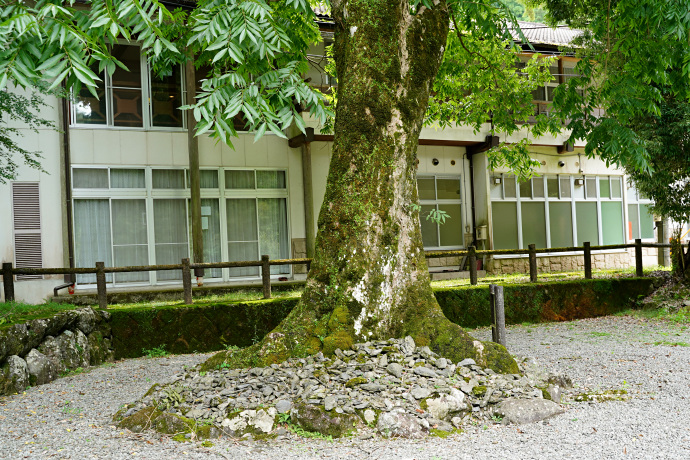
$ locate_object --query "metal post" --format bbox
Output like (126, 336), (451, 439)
(528, 243), (537, 282)
(635, 238), (644, 277)
(583, 241), (592, 279)
(182, 258), (193, 304)
(2, 262), (15, 302)
(96, 262), (107, 310)
(261, 255), (271, 299)
(469, 245), (477, 285)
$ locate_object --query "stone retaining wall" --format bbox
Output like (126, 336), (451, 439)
(0, 308), (114, 395)
(487, 248), (660, 275)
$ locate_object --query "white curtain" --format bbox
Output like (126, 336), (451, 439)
(112, 199), (149, 282)
(256, 170), (286, 189)
(73, 169), (108, 189)
(154, 199), (189, 280)
(200, 198), (222, 278)
(225, 170), (255, 189)
(258, 198), (289, 274)
(73, 199), (112, 284)
(111, 169), (145, 188)
(152, 169), (185, 189)
(226, 199), (259, 277)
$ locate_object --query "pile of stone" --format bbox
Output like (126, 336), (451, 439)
(117, 336), (570, 439)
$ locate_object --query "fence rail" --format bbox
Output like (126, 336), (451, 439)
(1, 240), (677, 310)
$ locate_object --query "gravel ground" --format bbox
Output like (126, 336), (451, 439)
(2, 315), (689, 460)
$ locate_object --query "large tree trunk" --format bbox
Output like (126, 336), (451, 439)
(203, 0), (517, 373)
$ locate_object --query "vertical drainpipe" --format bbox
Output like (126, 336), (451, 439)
(60, 93), (75, 284)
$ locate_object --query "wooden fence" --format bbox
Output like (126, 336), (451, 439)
(1, 239), (675, 310)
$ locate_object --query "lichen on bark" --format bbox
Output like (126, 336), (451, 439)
(201, 0), (517, 374)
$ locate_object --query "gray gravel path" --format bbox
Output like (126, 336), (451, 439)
(2, 315), (689, 460)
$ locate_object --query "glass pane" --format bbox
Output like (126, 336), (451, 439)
(417, 178), (436, 200)
(519, 180), (532, 199)
(611, 177), (622, 198)
(640, 204), (655, 239)
(200, 170), (219, 189)
(112, 88), (143, 127)
(74, 72), (106, 125)
(420, 205), (439, 247)
(112, 200), (148, 283)
(151, 65), (183, 128)
(573, 177), (585, 199)
(491, 202), (518, 249)
(490, 175), (503, 199)
(503, 176), (517, 198)
(576, 202), (598, 245)
(532, 86), (546, 101)
(225, 170), (256, 189)
(111, 169), (145, 188)
(73, 199), (112, 284)
(586, 177), (597, 199)
(439, 204), (462, 246)
(256, 170), (286, 189)
(200, 199), (222, 278)
(600, 177), (611, 198)
(226, 199), (259, 277)
(73, 169), (108, 189)
(153, 199), (188, 280)
(601, 201), (624, 245)
(549, 202), (573, 248)
(559, 177), (571, 198)
(437, 178), (461, 200)
(532, 177), (544, 198)
(547, 177), (559, 198)
(111, 45), (141, 89)
(258, 198), (290, 274)
(547, 85), (556, 101)
(628, 204), (640, 240)
(153, 169), (185, 189)
(627, 182), (637, 201)
(521, 202), (546, 249)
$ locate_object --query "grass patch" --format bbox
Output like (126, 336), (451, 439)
(0, 301), (80, 328)
(142, 345), (169, 358)
(652, 341), (690, 347)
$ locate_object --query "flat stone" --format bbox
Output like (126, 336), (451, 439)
(458, 358), (476, 367)
(377, 410), (426, 438)
(386, 363), (403, 379)
(324, 395), (337, 411)
(494, 399), (564, 424)
(410, 386), (431, 400)
(413, 367), (438, 378)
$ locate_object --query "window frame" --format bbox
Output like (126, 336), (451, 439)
(70, 166), (291, 287)
(70, 42), (187, 131)
(626, 182), (655, 241)
(490, 173), (626, 251)
(417, 174), (464, 250)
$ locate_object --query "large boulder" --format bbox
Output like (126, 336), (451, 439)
(290, 402), (359, 438)
(75, 309), (98, 335)
(0, 355), (29, 394)
(494, 399), (564, 424)
(25, 348), (58, 385)
(57, 330), (91, 370)
(377, 408), (428, 438)
(424, 388), (468, 420)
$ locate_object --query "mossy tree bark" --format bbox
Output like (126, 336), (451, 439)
(203, 0), (517, 374)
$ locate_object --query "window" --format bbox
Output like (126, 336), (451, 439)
(490, 174), (625, 249)
(627, 183), (655, 240)
(71, 166), (290, 286)
(417, 176), (463, 249)
(72, 44), (185, 129)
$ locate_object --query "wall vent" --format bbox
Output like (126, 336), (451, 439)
(12, 182), (43, 280)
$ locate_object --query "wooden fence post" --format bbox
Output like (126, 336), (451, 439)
(468, 245), (477, 286)
(528, 244), (537, 282)
(2, 262), (14, 302)
(261, 255), (271, 299)
(96, 262), (107, 310)
(490, 284), (506, 347)
(635, 238), (643, 277)
(182, 258), (193, 304)
(583, 241), (592, 279)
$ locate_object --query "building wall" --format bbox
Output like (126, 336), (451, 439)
(0, 90), (65, 304)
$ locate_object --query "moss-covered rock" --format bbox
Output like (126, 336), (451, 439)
(290, 402), (359, 438)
